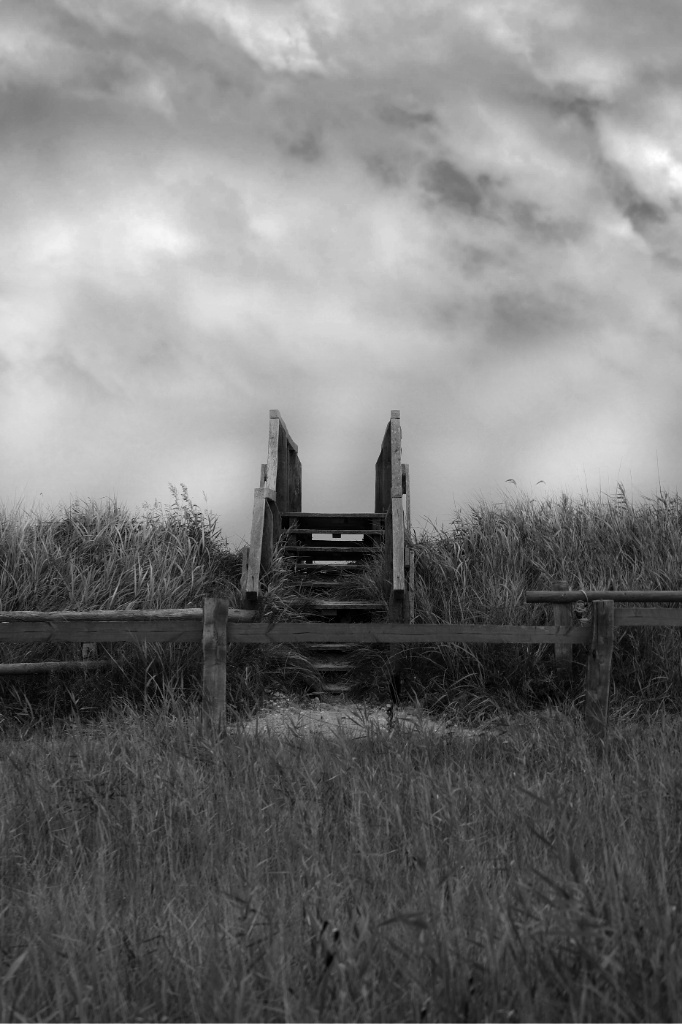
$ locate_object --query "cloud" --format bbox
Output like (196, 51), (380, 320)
(1, 0), (681, 540)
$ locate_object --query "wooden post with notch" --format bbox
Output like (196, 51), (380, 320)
(202, 597), (229, 725)
(584, 599), (614, 742)
(553, 580), (572, 682)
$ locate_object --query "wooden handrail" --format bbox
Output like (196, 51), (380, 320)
(526, 590), (682, 603)
(243, 411), (301, 605)
(375, 411), (406, 624)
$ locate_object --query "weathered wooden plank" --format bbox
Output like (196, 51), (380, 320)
(527, 590), (682, 604)
(0, 609), (201, 621)
(0, 608), (255, 644)
(0, 608), (254, 621)
(281, 513), (385, 532)
(615, 607), (682, 627)
(407, 547), (415, 625)
(553, 580), (573, 681)
(391, 495), (405, 593)
(269, 409), (298, 454)
(584, 600), (614, 742)
(225, 622), (593, 644)
(288, 451), (302, 512)
(0, 660), (112, 675)
(202, 597), (229, 724)
(375, 419), (392, 513)
(0, 620), (204, 643)
(276, 418), (288, 511)
(245, 488), (276, 598)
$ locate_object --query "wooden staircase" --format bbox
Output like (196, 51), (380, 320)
(241, 410), (414, 698)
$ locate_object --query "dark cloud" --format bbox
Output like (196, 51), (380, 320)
(1, 0), (681, 539)
(422, 158), (483, 213)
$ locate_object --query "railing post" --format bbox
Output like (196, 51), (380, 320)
(553, 580), (573, 683)
(584, 599), (614, 744)
(202, 598), (229, 726)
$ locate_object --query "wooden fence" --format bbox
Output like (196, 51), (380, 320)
(3, 591), (682, 740)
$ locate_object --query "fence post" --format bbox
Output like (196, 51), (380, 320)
(202, 598), (229, 725)
(553, 580), (572, 682)
(584, 599), (614, 743)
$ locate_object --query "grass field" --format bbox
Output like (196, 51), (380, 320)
(1, 484), (681, 1021)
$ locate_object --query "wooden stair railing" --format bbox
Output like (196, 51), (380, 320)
(241, 409), (412, 698)
(242, 410), (301, 609)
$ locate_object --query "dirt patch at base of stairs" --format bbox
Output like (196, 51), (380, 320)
(233, 695), (481, 741)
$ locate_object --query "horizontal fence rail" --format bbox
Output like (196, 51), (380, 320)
(224, 622), (594, 644)
(526, 590), (682, 603)
(3, 592), (682, 738)
(0, 659), (111, 676)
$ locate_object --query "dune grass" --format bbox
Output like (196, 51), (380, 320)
(0, 484), (681, 1020)
(1, 699), (680, 1022)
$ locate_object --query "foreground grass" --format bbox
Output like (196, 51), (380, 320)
(1, 702), (680, 1022)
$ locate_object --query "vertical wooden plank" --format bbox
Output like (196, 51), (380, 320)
(375, 421), (391, 513)
(391, 496), (405, 593)
(266, 411), (281, 499)
(240, 547), (249, 595)
(245, 490), (267, 601)
(584, 600), (614, 742)
(276, 421), (288, 511)
(402, 464), (411, 536)
(202, 597), (229, 725)
(288, 450), (302, 512)
(553, 580), (573, 683)
(408, 548), (416, 625)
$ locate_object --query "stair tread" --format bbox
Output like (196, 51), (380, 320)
(291, 564), (365, 573)
(286, 545), (375, 553)
(281, 513), (386, 533)
(308, 661), (354, 672)
(299, 599), (384, 609)
(284, 532), (382, 540)
(306, 643), (355, 651)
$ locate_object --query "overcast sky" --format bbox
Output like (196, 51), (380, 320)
(2, 0), (682, 545)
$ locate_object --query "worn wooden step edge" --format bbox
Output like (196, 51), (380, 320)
(312, 683), (354, 694)
(307, 661), (355, 672)
(294, 599), (385, 610)
(290, 564), (365, 574)
(285, 546), (377, 556)
(287, 529), (384, 538)
(281, 512), (386, 522)
(305, 643), (356, 651)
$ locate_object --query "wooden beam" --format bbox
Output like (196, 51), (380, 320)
(0, 608), (256, 644)
(202, 597), (229, 725)
(615, 607), (682, 627)
(584, 600), (614, 742)
(244, 487), (276, 599)
(0, 660), (111, 675)
(225, 622), (593, 644)
(527, 590), (682, 603)
(553, 580), (573, 682)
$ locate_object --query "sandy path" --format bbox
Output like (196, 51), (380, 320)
(235, 697), (477, 740)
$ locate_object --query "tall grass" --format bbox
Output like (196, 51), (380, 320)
(1, 703), (680, 1022)
(2, 483), (682, 722)
(406, 485), (682, 716)
(1, 485), (681, 1020)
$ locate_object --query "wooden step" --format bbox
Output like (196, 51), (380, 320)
(287, 529), (383, 541)
(296, 599), (385, 611)
(281, 512), (386, 533)
(313, 681), (353, 695)
(290, 563), (365, 574)
(308, 660), (354, 672)
(285, 546), (376, 561)
(307, 643), (355, 651)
